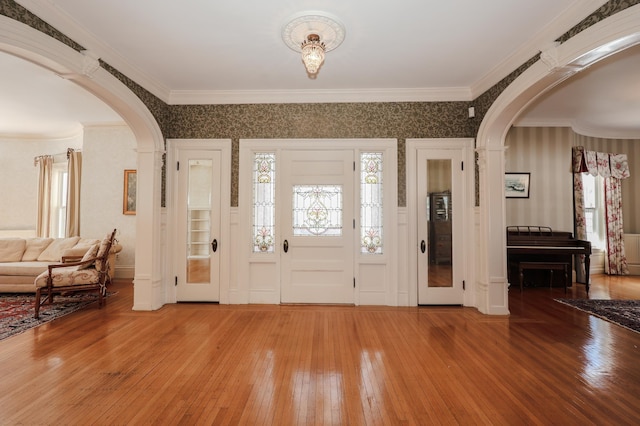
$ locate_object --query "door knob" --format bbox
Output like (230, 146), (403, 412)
(211, 239), (218, 252)
(283, 239), (289, 253)
(420, 240), (426, 253)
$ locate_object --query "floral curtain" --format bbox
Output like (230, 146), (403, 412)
(604, 176), (628, 274)
(572, 146), (630, 276)
(572, 147), (588, 282)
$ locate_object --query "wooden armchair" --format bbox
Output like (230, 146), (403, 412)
(34, 229), (117, 319)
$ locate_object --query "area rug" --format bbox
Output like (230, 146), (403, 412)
(555, 299), (640, 334)
(0, 292), (111, 341)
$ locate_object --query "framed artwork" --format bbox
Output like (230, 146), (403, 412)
(123, 169), (137, 215)
(505, 172), (530, 198)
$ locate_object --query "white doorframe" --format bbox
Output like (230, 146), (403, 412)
(166, 139), (232, 304)
(238, 139), (397, 306)
(407, 139), (476, 307)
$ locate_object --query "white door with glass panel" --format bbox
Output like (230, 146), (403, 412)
(176, 150), (221, 301)
(417, 149), (464, 305)
(280, 150), (354, 304)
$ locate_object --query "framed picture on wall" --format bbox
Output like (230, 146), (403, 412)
(123, 169), (137, 214)
(505, 172), (530, 198)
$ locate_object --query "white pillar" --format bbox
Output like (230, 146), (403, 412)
(133, 146), (165, 310)
(475, 146), (510, 315)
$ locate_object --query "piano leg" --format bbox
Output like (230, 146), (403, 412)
(585, 254), (591, 293)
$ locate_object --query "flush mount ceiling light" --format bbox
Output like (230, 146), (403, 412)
(282, 12), (346, 78)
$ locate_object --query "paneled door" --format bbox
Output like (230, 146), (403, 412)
(417, 149), (464, 305)
(280, 150), (355, 304)
(175, 149), (222, 301)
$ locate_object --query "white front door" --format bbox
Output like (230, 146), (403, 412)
(280, 150), (355, 304)
(417, 149), (464, 305)
(175, 149), (222, 301)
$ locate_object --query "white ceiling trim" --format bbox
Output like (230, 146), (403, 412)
(0, 127), (83, 140)
(513, 119), (573, 128)
(470, 0), (609, 98)
(16, 0), (171, 102)
(16, 0), (609, 106)
(571, 122), (640, 140)
(515, 120), (640, 140)
(168, 87), (473, 105)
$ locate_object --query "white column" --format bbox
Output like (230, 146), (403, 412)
(133, 146), (165, 310)
(475, 146), (510, 315)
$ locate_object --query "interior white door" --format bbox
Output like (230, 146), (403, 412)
(417, 149), (464, 305)
(176, 149), (221, 301)
(281, 150), (355, 304)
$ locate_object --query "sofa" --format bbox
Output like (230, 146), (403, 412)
(0, 236), (122, 292)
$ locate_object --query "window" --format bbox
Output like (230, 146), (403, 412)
(51, 163), (68, 238)
(361, 152), (383, 254)
(293, 185), (343, 236)
(582, 173), (605, 250)
(253, 153), (276, 252)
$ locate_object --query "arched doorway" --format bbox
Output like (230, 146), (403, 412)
(0, 15), (165, 311)
(475, 5), (640, 314)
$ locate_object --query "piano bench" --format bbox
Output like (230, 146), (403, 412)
(518, 262), (569, 292)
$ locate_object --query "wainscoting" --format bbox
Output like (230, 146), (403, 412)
(625, 234), (640, 275)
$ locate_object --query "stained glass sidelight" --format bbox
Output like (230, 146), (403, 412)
(361, 152), (383, 254)
(293, 185), (343, 236)
(253, 153), (276, 252)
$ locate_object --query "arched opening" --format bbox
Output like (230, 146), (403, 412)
(475, 5), (640, 314)
(0, 15), (165, 311)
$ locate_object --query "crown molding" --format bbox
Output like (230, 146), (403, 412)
(512, 119), (573, 128)
(168, 87), (473, 105)
(572, 121), (640, 140)
(0, 121), (128, 140)
(81, 121), (128, 129)
(15, 0), (171, 102)
(13, 1), (470, 105)
(470, 0), (609, 99)
(513, 120), (640, 140)
(0, 127), (83, 140)
(14, 0), (611, 106)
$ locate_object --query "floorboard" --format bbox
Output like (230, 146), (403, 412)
(0, 274), (639, 425)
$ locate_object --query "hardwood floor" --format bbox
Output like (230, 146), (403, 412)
(1, 275), (639, 425)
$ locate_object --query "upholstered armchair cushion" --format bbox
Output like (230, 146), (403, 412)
(78, 244), (99, 270)
(35, 267), (100, 288)
(94, 234), (112, 273)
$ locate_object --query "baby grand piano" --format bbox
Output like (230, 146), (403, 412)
(507, 226), (592, 292)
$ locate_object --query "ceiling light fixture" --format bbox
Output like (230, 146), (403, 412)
(282, 12), (345, 78)
(301, 34), (325, 75)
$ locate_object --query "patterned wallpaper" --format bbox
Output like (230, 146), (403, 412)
(558, 0), (640, 43)
(168, 102), (474, 206)
(2, 0), (638, 207)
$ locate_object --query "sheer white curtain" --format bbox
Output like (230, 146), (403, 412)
(35, 155), (53, 238)
(66, 149), (82, 237)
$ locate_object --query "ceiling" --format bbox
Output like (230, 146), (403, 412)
(2, 0), (639, 139)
